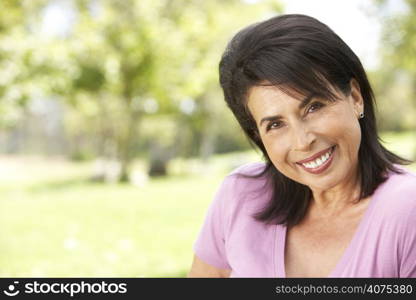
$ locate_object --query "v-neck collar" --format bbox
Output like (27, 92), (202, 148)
(274, 180), (386, 278)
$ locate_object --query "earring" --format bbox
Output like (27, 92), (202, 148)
(359, 112), (364, 119)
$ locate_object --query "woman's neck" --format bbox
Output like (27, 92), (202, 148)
(308, 169), (362, 219)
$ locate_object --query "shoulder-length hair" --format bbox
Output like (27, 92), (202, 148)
(218, 14), (412, 227)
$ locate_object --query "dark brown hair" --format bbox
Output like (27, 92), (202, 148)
(218, 14), (412, 226)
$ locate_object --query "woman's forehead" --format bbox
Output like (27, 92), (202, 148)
(247, 80), (341, 106)
(247, 86), (306, 121)
(247, 84), (309, 106)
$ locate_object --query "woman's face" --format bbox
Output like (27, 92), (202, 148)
(247, 81), (364, 192)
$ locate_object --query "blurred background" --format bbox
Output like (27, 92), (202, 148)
(0, 0), (415, 277)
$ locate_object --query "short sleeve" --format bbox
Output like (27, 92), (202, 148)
(192, 175), (235, 270)
(398, 182), (416, 277)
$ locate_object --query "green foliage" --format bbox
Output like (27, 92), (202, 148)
(0, 1), (49, 128)
(59, 0), (276, 174)
(0, 0), (283, 179)
(369, 69), (416, 131)
(373, 0), (416, 131)
(73, 63), (105, 92)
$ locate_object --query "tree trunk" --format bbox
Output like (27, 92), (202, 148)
(118, 109), (140, 182)
(198, 93), (217, 162)
(148, 141), (171, 177)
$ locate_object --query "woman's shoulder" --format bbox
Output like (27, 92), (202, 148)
(224, 161), (271, 192)
(382, 165), (416, 194)
(227, 161), (268, 177)
(217, 161), (271, 211)
(215, 161), (269, 194)
(375, 165), (416, 217)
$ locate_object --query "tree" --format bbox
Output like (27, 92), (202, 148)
(0, 1), (50, 130)
(2, 0), (281, 180)
(52, 0), (173, 181)
(51, 0), (278, 180)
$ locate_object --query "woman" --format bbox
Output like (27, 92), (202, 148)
(188, 14), (416, 277)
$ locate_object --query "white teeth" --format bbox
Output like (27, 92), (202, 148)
(301, 148), (333, 169)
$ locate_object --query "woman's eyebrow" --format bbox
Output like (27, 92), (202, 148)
(258, 94), (316, 127)
(259, 115), (283, 128)
(298, 94), (316, 110)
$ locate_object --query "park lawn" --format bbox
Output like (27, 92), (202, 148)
(0, 131), (415, 277)
(0, 159), (236, 277)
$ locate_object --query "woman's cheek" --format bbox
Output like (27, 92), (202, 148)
(264, 135), (290, 165)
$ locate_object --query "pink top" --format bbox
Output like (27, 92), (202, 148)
(193, 162), (416, 277)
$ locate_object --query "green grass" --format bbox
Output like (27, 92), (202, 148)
(0, 168), (228, 277)
(0, 131), (415, 277)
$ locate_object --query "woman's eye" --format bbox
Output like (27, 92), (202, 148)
(266, 121), (282, 131)
(307, 102), (324, 113)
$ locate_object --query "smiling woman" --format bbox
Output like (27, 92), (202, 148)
(187, 14), (416, 278)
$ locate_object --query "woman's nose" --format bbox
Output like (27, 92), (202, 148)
(291, 124), (315, 151)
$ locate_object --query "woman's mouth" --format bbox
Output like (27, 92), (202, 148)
(296, 145), (336, 174)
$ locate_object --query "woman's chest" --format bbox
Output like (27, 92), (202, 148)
(284, 220), (359, 277)
(284, 198), (374, 278)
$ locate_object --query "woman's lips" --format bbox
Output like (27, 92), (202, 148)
(296, 146), (334, 164)
(297, 145), (336, 175)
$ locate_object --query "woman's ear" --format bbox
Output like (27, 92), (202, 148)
(350, 78), (364, 117)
